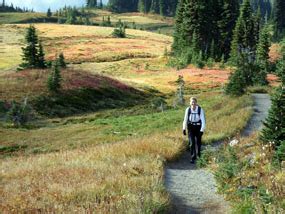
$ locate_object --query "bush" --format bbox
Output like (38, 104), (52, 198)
(225, 68), (247, 96)
(6, 99), (33, 127)
(112, 26), (126, 38)
(273, 141), (285, 166)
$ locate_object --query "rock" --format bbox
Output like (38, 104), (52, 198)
(229, 139), (239, 147)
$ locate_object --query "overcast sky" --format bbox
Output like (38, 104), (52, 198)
(5, 0), (108, 12)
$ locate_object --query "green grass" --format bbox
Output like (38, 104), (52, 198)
(32, 87), (146, 117)
(0, 92), (252, 157)
(0, 13), (49, 24)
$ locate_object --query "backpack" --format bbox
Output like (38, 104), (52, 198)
(187, 106), (201, 124)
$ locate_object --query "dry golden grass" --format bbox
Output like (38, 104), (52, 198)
(1, 130), (183, 212)
(0, 93), (253, 212)
(0, 26), (24, 71)
(88, 10), (173, 26)
(1, 24), (172, 67)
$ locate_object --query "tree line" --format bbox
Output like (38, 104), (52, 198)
(107, 0), (179, 16)
(0, 0), (34, 13)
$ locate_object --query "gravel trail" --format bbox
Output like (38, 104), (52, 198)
(164, 94), (271, 214)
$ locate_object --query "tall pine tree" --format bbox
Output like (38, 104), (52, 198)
(19, 25), (40, 69)
(229, 0), (259, 64)
(87, 0), (97, 7)
(273, 0), (285, 39)
(255, 25), (270, 84)
(261, 40), (285, 152)
(47, 61), (62, 93)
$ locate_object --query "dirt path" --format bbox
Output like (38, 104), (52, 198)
(164, 93), (271, 214)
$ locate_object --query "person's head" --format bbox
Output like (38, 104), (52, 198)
(190, 97), (198, 109)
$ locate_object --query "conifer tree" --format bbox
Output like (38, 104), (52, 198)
(57, 53), (66, 68)
(66, 9), (77, 24)
(47, 61), (62, 93)
(261, 40), (285, 160)
(273, 0), (285, 39)
(230, 0), (258, 64)
(260, 44), (285, 150)
(217, 0), (239, 59)
(172, 0), (186, 55)
(47, 8), (52, 17)
(19, 25), (40, 69)
(99, 0), (103, 8)
(138, 0), (146, 13)
(150, 0), (159, 13)
(87, 0), (97, 7)
(159, 0), (166, 16)
(37, 42), (46, 68)
(255, 25), (270, 85)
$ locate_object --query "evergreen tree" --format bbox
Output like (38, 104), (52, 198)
(138, 0), (146, 13)
(172, 0), (186, 55)
(261, 45), (285, 149)
(273, 0), (285, 39)
(37, 42), (46, 68)
(66, 9), (77, 24)
(19, 25), (40, 69)
(255, 25), (271, 84)
(47, 8), (52, 17)
(47, 61), (62, 93)
(57, 53), (66, 68)
(112, 25), (126, 38)
(108, 0), (139, 13)
(159, 0), (166, 16)
(217, 0), (239, 59)
(225, 66), (247, 96)
(87, 0), (97, 7)
(150, 0), (159, 13)
(229, 0), (258, 64)
(99, 0), (103, 8)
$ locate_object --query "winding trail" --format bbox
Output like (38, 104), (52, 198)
(164, 94), (271, 214)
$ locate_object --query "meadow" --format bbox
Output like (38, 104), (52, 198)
(0, 22), (255, 212)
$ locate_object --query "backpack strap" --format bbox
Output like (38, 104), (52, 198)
(187, 107), (191, 124)
(187, 106), (201, 122)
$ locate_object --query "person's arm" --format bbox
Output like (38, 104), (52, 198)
(200, 108), (206, 132)
(183, 107), (189, 131)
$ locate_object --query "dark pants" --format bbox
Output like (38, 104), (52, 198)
(187, 124), (203, 161)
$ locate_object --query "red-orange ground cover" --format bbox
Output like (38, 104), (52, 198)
(0, 69), (136, 101)
(177, 67), (231, 89)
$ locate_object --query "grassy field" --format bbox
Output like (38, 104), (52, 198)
(0, 93), (253, 212)
(0, 22), (257, 212)
(0, 24), (172, 71)
(0, 12), (50, 24)
(0, 25), (24, 71)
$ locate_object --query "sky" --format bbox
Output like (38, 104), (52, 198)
(5, 0), (108, 12)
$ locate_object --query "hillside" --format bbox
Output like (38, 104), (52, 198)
(0, 10), (284, 213)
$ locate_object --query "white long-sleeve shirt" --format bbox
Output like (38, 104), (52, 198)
(182, 106), (206, 132)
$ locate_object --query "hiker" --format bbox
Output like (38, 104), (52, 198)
(183, 97), (206, 163)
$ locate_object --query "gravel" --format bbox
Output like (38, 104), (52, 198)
(164, 93), (271, 214)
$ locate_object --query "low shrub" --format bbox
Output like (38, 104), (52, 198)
(6, 98), (34, 127)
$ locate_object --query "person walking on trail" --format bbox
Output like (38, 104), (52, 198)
(183, 97), (206, 163)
